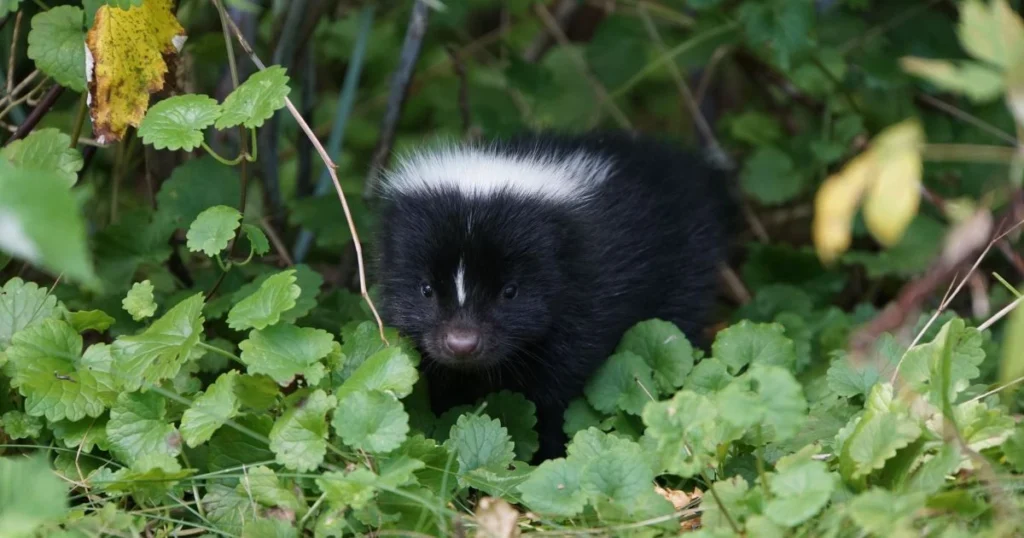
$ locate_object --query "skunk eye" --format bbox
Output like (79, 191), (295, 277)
(502, 284), (518, 300)
(420, 282), (434, 298)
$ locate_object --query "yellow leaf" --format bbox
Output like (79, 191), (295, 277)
(474, 497), (520, 538)
(863, 152), (922, 247)
(862, 120), (924, 247)
(85, 0), (186, 145)
(813, 152), (875, 264)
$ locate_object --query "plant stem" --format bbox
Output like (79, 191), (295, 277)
(246, 127), (257, 161)
(197, 342), (244, 365)
(70, 92), (88, 148)
(149, 384), (270, 445)
(212, 0), (388, 343)
(199, 140), (244, 166)
(5, 83), (63, 145)
(701, 468), (741, 534)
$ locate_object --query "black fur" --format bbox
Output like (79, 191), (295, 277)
(374, 131), (734, 461)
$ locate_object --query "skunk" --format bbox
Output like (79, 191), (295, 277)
(374, 131), (733, 461)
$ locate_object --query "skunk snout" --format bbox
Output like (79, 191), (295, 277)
(444, 326), (481, 357)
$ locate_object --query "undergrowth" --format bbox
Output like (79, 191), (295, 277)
(2, 1), (1024, 537)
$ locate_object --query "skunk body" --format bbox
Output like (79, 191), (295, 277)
(374, 131), (733, 461)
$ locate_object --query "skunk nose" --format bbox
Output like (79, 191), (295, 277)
(445, 328), (480, 356)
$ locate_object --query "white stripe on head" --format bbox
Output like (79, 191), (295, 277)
(381, 144), (614, 202)
(455, 258), (467, 306)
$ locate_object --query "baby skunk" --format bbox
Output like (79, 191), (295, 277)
(374, 131), (733, 461)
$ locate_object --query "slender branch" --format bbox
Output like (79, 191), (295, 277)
(199, 140), (244, 166)
(7, 10), (22, 96)
(534, 3), (632, 130)
(701, 469), (741, 534)
(212, 0), (388, 343)
(69, 92), (88, 148)
(523, 0), (578, 63)
(916, 93), (1019, 147)
(5, 83), (63, 145)
(363, 0), (430, 200)
(293, 4), (375, 264)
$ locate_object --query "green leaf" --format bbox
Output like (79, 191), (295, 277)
(104, 0), (144, 8)
(335, 321), (406, 382)
(0, 161), (96, 286)
(741, 146), (806, 205)
(847, 488), (924, 535)
(957, 0), (1024, 69)
(701, 476), (754, 531)
(719, 365), (807, 443)
(684, 358), (733, 394)
(138, 94), (222, 151)
(227, 269), (300, 331)
(562, 398), (603, 438)
(154, 157), (241, 231)
(738, 0), (813, 70)
(269, 389), (336, 471)
(481, 391), (539, 462)
(0, 454), (69, 537)
(241, 519), (298, 538)
(106, 391), (181, 466)
(238, 324), (333, 386)
(764, 449), (835, 527)
(27, 6), (86, 91)
(901, 58), (1004, 102)
(216, 66), (291, 129)
(122, 280), (157, 321)
(583, 351), (657, 415)
(1004, 425), (1024, 472)
(66, 309), (115, 333)
(0, 1), (22, 17)
(999, 292), (1024, 405)
(712, 320), (797, 374)
(840, 384), (922, 480)
(317, 468), (378, 511)
(0, 128), (83, 186)
(826, 334), (901, 399)
(203, 484), (257, 535)
(580, 445), (655, 513)
(337, 346), (418, 399)
(728, 110), (783, 146)
(616, 319), (694, 393)
(5, 320), (117, 422)
(585, 15), (647, 89)
(0, 277), (59, 350)
(101, 454), (192, 505)
(642, 390), (721, 477)
(517, 458), (587, 517)
(237, 466), (305, 514)
(242, 224), (270, 257)
(0, 411), (44, 439)
(180, 371), (241, 447)
(333, 390), (409, 454)
(186, 205), (242, 257)
(901, 318), (985, 405)
(112, 293), (204, 391)
(445, 414), (515, 477)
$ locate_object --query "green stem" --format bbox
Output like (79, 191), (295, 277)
(197, 342), (244, 365)
(701, 468), (741, 534)
(148, 384), (270, 445)
(246, 128), (258, 162)
(299, 493), (326, 529)
(69, 92), (88, 148)
(200, 140), (244, 166)
(921, 143), (1019, 164)
(755, 427), (771, 500)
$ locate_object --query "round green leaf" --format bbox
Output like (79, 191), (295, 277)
(138, 95), (223, 151)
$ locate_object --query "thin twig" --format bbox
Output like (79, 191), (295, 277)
(293, 4), (375, 263)
(363, 0), (430, 201)
(212, 0), (387, 343)
(534, 3), (632, 130)
(447, 45), (475, 139)
(977, 294), (1024, 332)
(7, 10), (22, 97)
(260, 217), (294, 267)
(5, 84), (63, 144)
(523, 0), (579, 63)
(916, 93), (1019, 146)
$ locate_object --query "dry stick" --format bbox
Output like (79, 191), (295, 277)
(636, 5), (719, 152)
(534, 3), (632, 130)
(212, 0), (387, 343)
(0, 69), (39, 107)
(260, 216), (295, 267)
(363, 0), (431, 201)
(5, 83), (63, 144)
(523, 0), (579, 63)
(6, 10), (22, 97)
(917, 93), (1019, 146)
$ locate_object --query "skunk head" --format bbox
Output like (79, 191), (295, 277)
(376, 191), (571, 370)
(374, 143), (610, 370)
